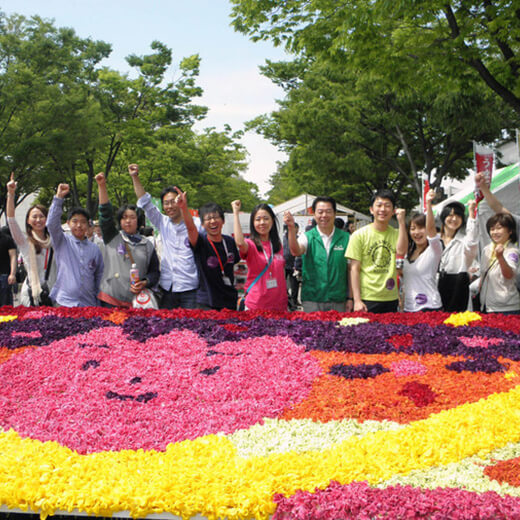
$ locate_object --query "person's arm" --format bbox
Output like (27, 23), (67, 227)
(94, 248), (104, 295)
(346, 261), (353, 312)
(95, 172), (118, 244)
(463, 200), (479, 269)
(495, 244), (515, 279)
(6, 173), (27, 249)
(475, 172), (509, 214)
(8, 248), (16, 285)
(128, 164), (146, 200)
(175, 187), (199, 246)
(349, 259), (367, 312)
(283, 211), (305, 256)
(231, 199), (248, 255)
(395, 208), (408, 257)
(425, 190), (436, 238)
(6, 172), (16, 219)
(47, 184), (69, 249)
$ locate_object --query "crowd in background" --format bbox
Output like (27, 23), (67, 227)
(0, 167), (518, 315)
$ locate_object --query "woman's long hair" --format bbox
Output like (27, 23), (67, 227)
(407, 213), (426, 257)
(25, 204), (50, 254)
(249, 203), (282, 254)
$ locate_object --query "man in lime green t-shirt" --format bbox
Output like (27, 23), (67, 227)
(346, 189), (407, 313)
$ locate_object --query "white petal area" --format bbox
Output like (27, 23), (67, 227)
(380, 440), (520, 496)
(226, 417), (403, 458)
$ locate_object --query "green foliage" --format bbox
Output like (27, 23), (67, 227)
(231, 0), (520, 212)
(0, 12), (258, 218)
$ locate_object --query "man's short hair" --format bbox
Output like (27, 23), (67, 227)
(160, 186), (182, 204)
(199, 202), (225, 222)
(312, 196), (337, 213)
(370, 189), (396, 208)
(67, 207), (90, 221)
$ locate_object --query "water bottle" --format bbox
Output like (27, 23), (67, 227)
(130, 263), (140, 286)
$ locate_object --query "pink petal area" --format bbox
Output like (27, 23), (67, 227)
(458, 336), (504, 348)
(0, 327), (321, 454)
(390, 360), (428, 377)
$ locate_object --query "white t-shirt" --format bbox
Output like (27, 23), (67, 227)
(298, 227), (335, 257)
(481, 243), (520, 312)
(403, 235), (443, 312)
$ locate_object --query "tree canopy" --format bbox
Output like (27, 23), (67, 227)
(0, 12), (260, 218)
(231, 0), (520, 211)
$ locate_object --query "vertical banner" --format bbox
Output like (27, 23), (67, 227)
(473, 142), (494, 216)
(421, 173), (430, 213)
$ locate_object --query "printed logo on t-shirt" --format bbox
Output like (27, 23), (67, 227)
(385, 278), (395, 290)
(207, 256), (219, 269)
(333, 245), (346, 252)
(227, 253), (235, 263)
(508, 252), (519, 264)
(184, 237), (190, 248)
(368, 241), (393, 272)
(415, 293), (428, 305)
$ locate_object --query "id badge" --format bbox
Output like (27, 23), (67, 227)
(222, 275), (232, 286)
(266, 278), (278, 289)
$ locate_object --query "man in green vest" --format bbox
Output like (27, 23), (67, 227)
(284, 196), (351, 312)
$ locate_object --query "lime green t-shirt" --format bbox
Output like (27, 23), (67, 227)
(345, 224), (399, 301)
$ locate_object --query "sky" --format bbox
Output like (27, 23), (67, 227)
(0, 0), (288, 197)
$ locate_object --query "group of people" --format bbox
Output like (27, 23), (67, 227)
(1, 166), (519, 314)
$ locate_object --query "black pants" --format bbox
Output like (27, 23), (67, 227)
(438, 272), (470, 312)
(363, 299), (399, 313)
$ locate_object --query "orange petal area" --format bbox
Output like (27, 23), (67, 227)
(103, 310), (129, 325)
(282, 351), (519, 424)
(484, 456), (520, 487)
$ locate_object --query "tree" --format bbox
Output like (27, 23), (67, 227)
(230, 0), (520, 210)
(230, 0), (520, 117)
(0, 12), (259, 218)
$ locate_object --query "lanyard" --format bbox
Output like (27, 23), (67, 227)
(262, 241), (274, 265)
(208, 238), (229, 274)
(44, 248), (50, 270)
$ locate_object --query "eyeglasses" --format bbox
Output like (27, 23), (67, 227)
(162, 200), (177, 207)
(203, 215), (222, 222)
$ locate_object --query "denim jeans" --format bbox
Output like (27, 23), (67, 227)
(160, 288), (198, 309)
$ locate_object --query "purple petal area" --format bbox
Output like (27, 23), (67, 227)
(330, 363), (390, 380)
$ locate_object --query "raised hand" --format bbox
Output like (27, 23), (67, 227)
(426, 189), (436, 204)
(95, 172), (106, 185)
(395, 208), (406, 224)
(231, 200), (241, 214)
(6, 172), (16, 195)
(56, 183), (70, 199)
(174, 186), (187, 210)
(128, 164), (139, 177)
(283, 211), (295, 228)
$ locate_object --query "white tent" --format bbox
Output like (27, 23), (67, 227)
(272, 193), (371, 230)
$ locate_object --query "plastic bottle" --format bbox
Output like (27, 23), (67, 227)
(130, 263), (140, 285)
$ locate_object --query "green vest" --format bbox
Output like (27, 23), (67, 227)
(301, 227), (349, 303)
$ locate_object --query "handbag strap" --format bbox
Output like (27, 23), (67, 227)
(244, 244), (274, 297)
(124, 241), (135, 264)
(44, 248), (53, 282)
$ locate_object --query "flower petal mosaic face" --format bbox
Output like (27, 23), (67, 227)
(1, 307), (520, 519)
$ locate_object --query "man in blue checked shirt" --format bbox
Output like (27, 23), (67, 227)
(47, 183), (104, 307)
